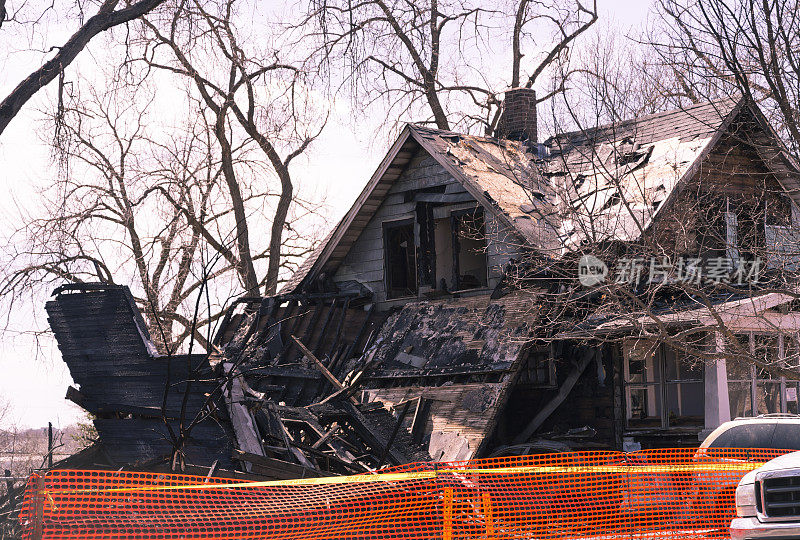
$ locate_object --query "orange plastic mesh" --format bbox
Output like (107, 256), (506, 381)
(18, 448), (788, 539)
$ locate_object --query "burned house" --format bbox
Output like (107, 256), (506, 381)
(48, 93), (800, 478)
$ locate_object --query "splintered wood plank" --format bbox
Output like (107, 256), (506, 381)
(291, 335), (359, 406)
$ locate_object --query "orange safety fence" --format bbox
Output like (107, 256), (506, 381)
(17, 448), (791, 540)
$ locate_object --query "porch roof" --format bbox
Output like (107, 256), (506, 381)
(555, 291), (799, 339)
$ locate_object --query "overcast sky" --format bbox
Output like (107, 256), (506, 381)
(0, 0), (653, 430)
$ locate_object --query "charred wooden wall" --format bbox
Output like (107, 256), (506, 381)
(47, 285), (234, 470)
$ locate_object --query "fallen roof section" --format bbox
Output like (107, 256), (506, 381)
(358, 290), (540, 461)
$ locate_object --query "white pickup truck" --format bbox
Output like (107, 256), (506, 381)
(732, 451), (800, 540)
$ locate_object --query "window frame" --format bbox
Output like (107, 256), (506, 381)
(727, 332), (800, 417)
(382, 218), (418, 300)
(449, 207), (488, 292)
(623, 341), (704, 429)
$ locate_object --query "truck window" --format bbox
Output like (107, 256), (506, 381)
(708, 423), (778, 449)
(770, 424), (800, 450)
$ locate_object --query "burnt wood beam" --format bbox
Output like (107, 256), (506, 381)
(339, 401), (410, 466)
(222, 364), (266, 469)
(413, 193), (476, 204)
(325, 344), (348, 382)
(416, 202), (436, 289)
(451, 213), (460, 291)
(377, 399), (413, 468)
(312, 299), (338, 355)
(311, 422), (340, 449)
(232, 450), (329, 479)
(321, 340), (383, 404)
(368, 363), (512, 379)
(211, 295), (265, 346)
(410, 398), (432, 445)
(326, 298), (350, 361)
(318, 370), (365, 405)
(301, 300), (325, 344)
(246, 297), (279, 351)
(244, 366), (321, 379)
(259, 405), (315, 469)
(290, 409), (361, 468)
(273, 299), (299, 363)
(344, 304), (375, 362)
(320, 300), (351, 396)
(291, 335), (359, 406)
(330, 304), (376, 380)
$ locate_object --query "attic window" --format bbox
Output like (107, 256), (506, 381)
(384, 220), (417, 299)
(434, 208), (488, 291)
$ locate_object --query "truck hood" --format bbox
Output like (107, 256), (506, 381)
(740, 451), (800, 485)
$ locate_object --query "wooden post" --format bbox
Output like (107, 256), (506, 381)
(416, 202), (436, 289)
(31, 475), (45, 540)
(47, 423), (53, 469)
(443, 487), (453, 540)
(702, 331), (731, 439)
(450, 214), (460, 291)
(481, 492), (494, 539)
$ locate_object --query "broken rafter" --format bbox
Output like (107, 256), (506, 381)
(321, 343), (382, 405)
(291, 335), (359, 406)
(339, 401), (410, 466)
(311, 422), (340, 449)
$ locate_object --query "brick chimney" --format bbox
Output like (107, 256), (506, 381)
(496, 88), (537, 143)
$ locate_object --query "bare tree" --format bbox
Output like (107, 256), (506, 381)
(0, 0), (167, 137)
(648, 0), (800, 159)
(2, 72), (322, 352)
(301, 0), (596, 135)
(134, 0), (326, 296)
(1, 0), (328, 351)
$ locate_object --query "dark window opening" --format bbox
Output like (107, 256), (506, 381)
(384, 220), (417, 299)
(454, 210), (488, 290)
(518, 346), (556, 387)
(435, 208), (488, 291)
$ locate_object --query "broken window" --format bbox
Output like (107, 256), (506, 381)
(434, 208), (488, 291)
(384, 220), (417, 299)
(623, 340), (704, 429)
(518, 345), (556, 387)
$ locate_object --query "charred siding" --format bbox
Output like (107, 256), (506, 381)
(46, 286), (233, 469)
